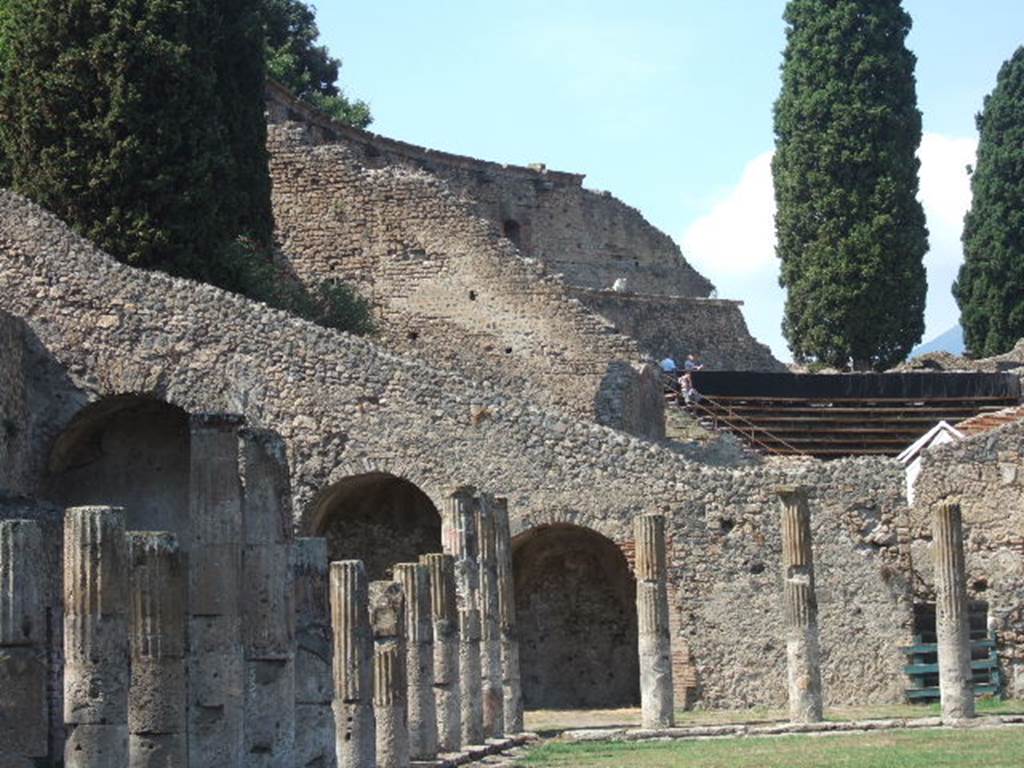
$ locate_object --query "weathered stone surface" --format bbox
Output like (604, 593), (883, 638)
(331, 560), (374, 768)
(0, 519), (45, 647)
(932, 501), (975, 721)
(65, 723), (129, 768)
(478, 496), (504, 738)
(777, 486), (823, 724)
(635, 513), (673, 729)
(244, 658), (297, 766)
(421, 552), (461, 753)
(371, 579), (409, 768)
(492, 498), (523, 733)
(128, 733), (188, 768)
(0, 646), (48, 757)
(64, 506), (129, 727)
(293, 538), (335, 768)
(394, 562), (437, 760)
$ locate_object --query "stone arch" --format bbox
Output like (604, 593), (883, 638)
(43, 394), (190, 536)
(307, 471), (442, 580)
(513, 523), (640, 709)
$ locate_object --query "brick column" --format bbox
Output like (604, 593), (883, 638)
(188, 414), (246, 767)
(443, 487), (483, 746)
(777, 486), (823, 724)
(492, 497), (523, 734)
(933, 501), (975, 721)
(0, 519), (49, 765)
(240, 429), (296, 766)
(63, 506), (129, 767)
(331, 560), (375, 768)
(127, 532), (186, 768)
(370, 580), (410, 768)
(420, 552), (461, 753)
(294, 538), (336, 766)
(394, 562), (438, 759)
(635, 513), (674, 728)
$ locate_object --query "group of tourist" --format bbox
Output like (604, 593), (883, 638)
(660, 353), (704, 405)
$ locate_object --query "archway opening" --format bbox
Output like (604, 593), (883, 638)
(503, 219), (522, 248)
(44, 395), (191, 536)
(310, 472), (441, 580)
(513, 523), (639, 709)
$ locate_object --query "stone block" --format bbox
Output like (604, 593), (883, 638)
(0, 646), (48, 757)
(244, 658), (296, 765)
(189, 543), (241, 617)
(0, 519), (46, 646)
(293, 703), (336, 768)
(129, 733), (187, 768)
(64, 723), (129, 768)
(294, 645), (332, 704)
(242, 544), (294, 659)
(128, 656), (186, 735)
(64, 652), (131, 726)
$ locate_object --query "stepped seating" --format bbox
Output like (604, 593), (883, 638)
(673, 372), (1020, 459)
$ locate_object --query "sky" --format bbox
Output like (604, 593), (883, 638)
(315, 1), (1024, 362)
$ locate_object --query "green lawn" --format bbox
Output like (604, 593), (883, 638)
(521, 727), (1024, 767)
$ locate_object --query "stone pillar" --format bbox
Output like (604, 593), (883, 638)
(188, 413), (246, 767)
(420, 552), (461, 754)
(443, 487), (484, 747)
(478, 496), (505, 739)
(127, 532), (186, 768)
(0, 519), (49, 766)
(240, 429), (296, 766)
(933, 501), (975, 721)
(492, 497), (523, 734)
(330, 560), (375, 768)
(394, 562), (438, 760)
(370, 580), (410, 768)
(294, 538), (336, 767)
(63, 506), (129, 767)
(635, 513), (674, 729)
(777, 485), (824, 724)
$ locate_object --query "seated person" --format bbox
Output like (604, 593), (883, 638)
(660, 356), (677, 374)
(684, 353), (704, 372)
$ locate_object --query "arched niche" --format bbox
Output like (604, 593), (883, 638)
(43, 394), (190, 536)
(513, 523), (640, 709)
(309, 472), (441, 580)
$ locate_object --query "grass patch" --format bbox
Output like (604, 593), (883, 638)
(521, 727), (1024, 767)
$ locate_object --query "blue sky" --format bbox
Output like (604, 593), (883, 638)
(315, 1), (1024, 362)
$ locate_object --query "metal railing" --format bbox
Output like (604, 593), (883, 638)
(685, 394), (805, 457)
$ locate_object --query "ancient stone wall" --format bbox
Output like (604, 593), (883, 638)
(568, 289), (786, 371)
(913, 421), (1024, 697)
(266, 82), (712, 299)
(0, 312), (26, 484)
(0, 192), (937, 708)
(269, 124), (663, 439)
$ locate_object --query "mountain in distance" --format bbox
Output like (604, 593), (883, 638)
(911, 324), (965, 358)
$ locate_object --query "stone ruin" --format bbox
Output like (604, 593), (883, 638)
(1, 413), (533, 766)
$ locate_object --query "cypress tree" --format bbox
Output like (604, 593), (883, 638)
(953, 47), (1024, 357)
(0, 0), (273, 280)
(772, 0), (928, 370)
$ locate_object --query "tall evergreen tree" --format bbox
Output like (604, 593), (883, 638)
(263, 0), (370, 127)
(953, 47), (1024, 357)
(0, 0), (273, 279)
(772, 0), (928, 370)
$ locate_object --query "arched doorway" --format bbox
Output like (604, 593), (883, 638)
(43, 395), (190, 536)
(309, 472), (441, 580)
(513, 523), (639, 709)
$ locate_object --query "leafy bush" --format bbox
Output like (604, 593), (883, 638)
(210, 240), (374, 335)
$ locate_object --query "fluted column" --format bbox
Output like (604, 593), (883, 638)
(492, 497), (523, 734)
(188, 413), (246, 767)
(240, 429), (296, 766)
(394, 562), (437, 760)
(294, 538), (336, 767)
(420, 553), (461, 753)
(0, 519), (49, 765)
(330, 560), (375, 768)
(63, 506), (129, 767)
(370, 580), (409, 768)
(635, 513), (674, 728)
(478, 496), (505, 738)
(777, 485), (823, 724)
(443, 487), (483, 746)
(933, 501), (975, 721)
(128, 532), (186, 768)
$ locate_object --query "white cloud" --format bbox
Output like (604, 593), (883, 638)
(681, 134), (977, 363)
